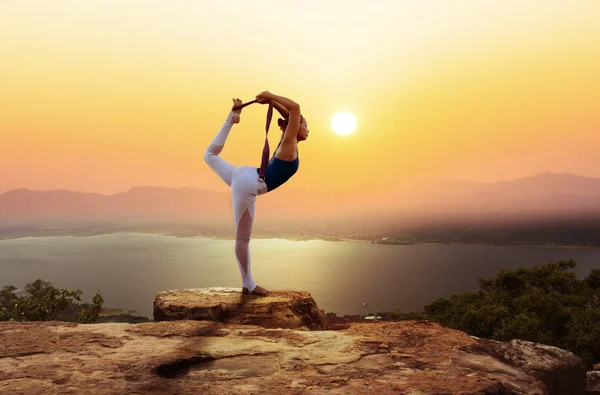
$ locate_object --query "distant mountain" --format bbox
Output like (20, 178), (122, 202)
(1, 173), (600, 227)
(0, 186), (359, 225)
(403, 173), (600, 199)
(0, 187), (229, 223)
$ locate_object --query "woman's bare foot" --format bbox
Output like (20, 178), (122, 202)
(241, 285), (269, 296)
(251, 285), (269, 296)
(231, 98), (242, 123)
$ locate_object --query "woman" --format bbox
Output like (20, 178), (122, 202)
(203, 91), (309, 296)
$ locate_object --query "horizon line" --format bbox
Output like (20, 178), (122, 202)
(0, 171), (596, 196)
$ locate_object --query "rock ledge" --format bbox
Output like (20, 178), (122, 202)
(0, 320), (590, 395)
(153, 287), (328, 330)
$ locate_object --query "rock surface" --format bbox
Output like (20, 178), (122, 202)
(0, 319), (589, 395)
(589, 370), (600, 394)
(153, 288), (328, 330)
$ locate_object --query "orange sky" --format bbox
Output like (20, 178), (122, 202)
(1, 1), (599, 194)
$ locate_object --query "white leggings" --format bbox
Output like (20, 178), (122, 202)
(203, 111), (268, 293)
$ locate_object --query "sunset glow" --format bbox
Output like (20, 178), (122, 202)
(1, 1), (599, 194)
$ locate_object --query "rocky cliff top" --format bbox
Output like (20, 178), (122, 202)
(0, 288), (595, 394)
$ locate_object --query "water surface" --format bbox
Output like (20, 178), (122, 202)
(1, 233), (599, 318)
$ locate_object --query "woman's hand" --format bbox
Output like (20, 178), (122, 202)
(255, 91), (272, 104)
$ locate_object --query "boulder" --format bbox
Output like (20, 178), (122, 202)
(459, 337), (587, 394)
(153, 288), (328, 331)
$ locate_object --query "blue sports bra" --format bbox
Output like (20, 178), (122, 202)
(256, 152), (299, 192)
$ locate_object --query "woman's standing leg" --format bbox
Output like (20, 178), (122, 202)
(231, 167), (269, 296)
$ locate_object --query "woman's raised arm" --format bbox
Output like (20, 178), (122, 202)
(255, 91), (300, 143)
(270, 100), (289, 119)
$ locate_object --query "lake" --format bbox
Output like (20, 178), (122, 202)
(1, 233), (599, 319)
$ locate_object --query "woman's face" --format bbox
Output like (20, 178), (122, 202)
(297, 117), (309, 141)
(279, 117), (309, 141)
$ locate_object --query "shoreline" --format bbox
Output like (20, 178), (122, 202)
(1, 229), (598, 249)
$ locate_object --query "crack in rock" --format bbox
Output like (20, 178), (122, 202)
(1, 351), (47, 359)
(152, 352), (282, 382)
(152, 355), (216, 378)
(151, 352), (280, 381)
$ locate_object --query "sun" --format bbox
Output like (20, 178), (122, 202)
(331, 111), (356, 135)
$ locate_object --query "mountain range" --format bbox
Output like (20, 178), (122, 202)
(1, 173), (599, 227)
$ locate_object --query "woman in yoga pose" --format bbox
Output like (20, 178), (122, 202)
(203, 91), (309, 296)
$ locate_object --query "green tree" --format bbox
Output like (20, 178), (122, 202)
(586, 268), (600, 289)
(0, 279), (104, 323)
(391, 260), (600, 368)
